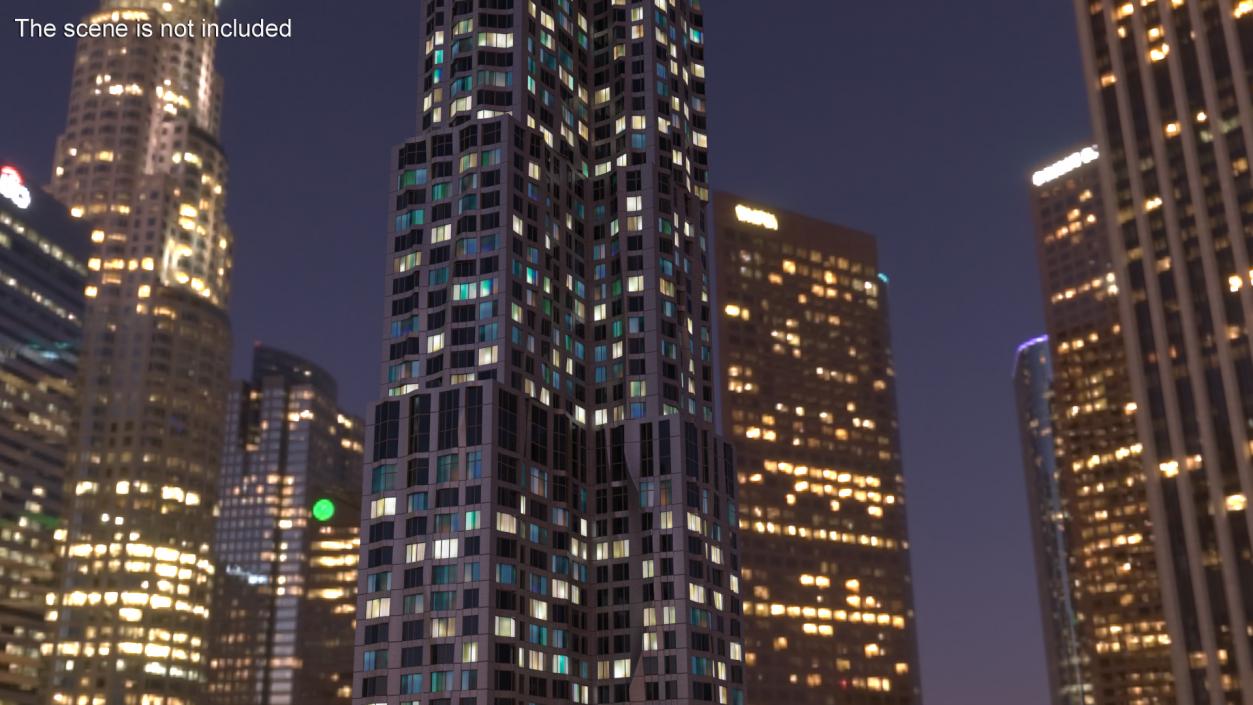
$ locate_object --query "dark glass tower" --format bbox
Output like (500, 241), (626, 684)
(1013, 336), (1092, 705)
(43, 2), (234, 703)
(208, 346), (364, 705)
(1073, 2), (1253, 701)
(0, 161), (88, 705)
(354, 3), (744, 705)
(712, 193), (921, 704)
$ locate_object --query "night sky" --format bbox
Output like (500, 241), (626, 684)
(0, 2), (1091, 703)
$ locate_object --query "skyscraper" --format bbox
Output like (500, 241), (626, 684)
(1072, 3), (1253, 701)
(0, 161), (88, 705)
(711, 193), (921, 704)
(1013, 336), (1091, 705)
(1025, 145), (1171, 705)
(354, 3), (745, 705)
(43, 1), (234, 703)
(209, 346), (364, 705)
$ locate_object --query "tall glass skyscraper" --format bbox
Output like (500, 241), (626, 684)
(43, 2), (234, 703)
(354, 2), (745, 705)
(209, 346), (363, 705)
(711, 193), (921, 704)
(1013, 336), (1093, 705)
(0, 162), (88, 705)
(1073, 2), (1253, 702)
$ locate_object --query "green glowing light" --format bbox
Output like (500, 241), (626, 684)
(312, 498), (335, 522)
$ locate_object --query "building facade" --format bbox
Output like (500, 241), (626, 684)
(1013, 336), (1092, 705)
(1027, 145), (1172, 705)
(1072, 3), (1253, 702)
(711, 194), (921, 704)
(354, 2), (745, 705)
(43, 1), (235, 703)
(208, 346), (363, 705)
(0, 163), (88, 705)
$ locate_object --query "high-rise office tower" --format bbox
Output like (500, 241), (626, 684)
(1025, 145), (1171, 705)
(43, 1), (234, 703)
(1013, 336), (1092, 705)
(354, 3), (745, 705)
(1073, 2), (1253, 701)
(0, 162), (88, 705)
(208, 346), (364, 705)
(711, 194), (921, 704)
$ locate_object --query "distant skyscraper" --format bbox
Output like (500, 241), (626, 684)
(354, 3), (745, 705)
(43, 1), (234, 703)
(1013, 336), (1090, 705)
(0, 162), (87, 705)
(712, 193), (921, 704)
(1073, 3), (1253, 700)
(208, 346), (363, 705)
(1026, 145), (1171, 705)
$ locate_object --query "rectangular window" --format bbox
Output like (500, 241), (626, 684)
(371, 464), (397, 492)
(394, 251), (421, 273)
(477, 32), (513, 47)
(372, 402), (400, 461)
(405, 542), (426, 563)
(403, 593), (425, 614)
(496, 512), (517, 534)
(370, 497), (396, 519)
(433, 538), (459, 560)
(365, 597), (390, 619)
(430, 617), (456, 638)
(496, 563), (516, 585)
(431, 590), (455, 610)
(437, 390), (460, 449)
(399, 673), (423, 695)
(407, 492), (428, 512)
(436, 454), (459, 483)
(399, 168), (428, 188)
(494, 616), (516, 637)
(430, 671), (453, 692)
(363, 648), (387, 671)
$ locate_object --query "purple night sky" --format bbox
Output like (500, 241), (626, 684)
(0, 2), (1091, 703)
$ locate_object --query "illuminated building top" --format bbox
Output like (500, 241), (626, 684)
(735, 203), (780, 230)
(50, 0), (231, 306)
(1031, 146), (1099, 187)
(0, 166), (32, 210)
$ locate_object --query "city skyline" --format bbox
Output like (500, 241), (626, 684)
(0, 2), (1094, 705)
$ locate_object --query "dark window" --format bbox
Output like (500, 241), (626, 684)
(438, 390), (461, 449)
(372, 402), (400, 461)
